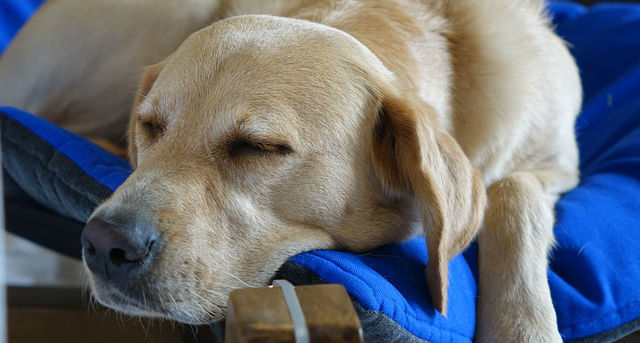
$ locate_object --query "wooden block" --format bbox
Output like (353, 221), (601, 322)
(225, 284), (362, 343)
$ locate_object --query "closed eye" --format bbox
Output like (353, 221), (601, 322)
(139, 119), (165, 140)
(229, 140), (292, 157)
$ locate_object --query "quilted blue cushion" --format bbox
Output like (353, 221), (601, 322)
(2, 1), (640, 342)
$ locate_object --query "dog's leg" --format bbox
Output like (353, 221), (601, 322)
(475, 170), (574, 343)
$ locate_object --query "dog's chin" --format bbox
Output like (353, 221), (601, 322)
(93, 287), (167, 319)
(87, 276), (225, 325)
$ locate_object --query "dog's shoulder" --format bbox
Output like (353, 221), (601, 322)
(431, 0), (580, 181)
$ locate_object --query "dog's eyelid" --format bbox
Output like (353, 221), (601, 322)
(138, 117), (166, 139)
(228, 139), (293, 157)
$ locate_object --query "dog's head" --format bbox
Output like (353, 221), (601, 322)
(82, 15), (485, 323)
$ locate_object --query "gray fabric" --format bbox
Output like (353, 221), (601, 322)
(568, 318), (640, 343)
(4, 173), (85, 259)
(1, 114), (111, 223)
(353, 301), (429, 343)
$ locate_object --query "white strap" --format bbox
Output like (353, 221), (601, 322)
(272, 280), (310, 343)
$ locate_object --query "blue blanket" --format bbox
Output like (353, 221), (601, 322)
(2, 1), (640, 342)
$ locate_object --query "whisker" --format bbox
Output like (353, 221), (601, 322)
(221, 270), (261, 288)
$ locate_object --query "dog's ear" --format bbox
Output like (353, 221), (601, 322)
(371, 92), (486, 315)
(128, 62), (165, 168)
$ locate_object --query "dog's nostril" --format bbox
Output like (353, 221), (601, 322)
(108, 239), (155, 267)
(109, 248), (128, 267)
(147, 239), (156, 254)
(87, 242), (96, 256)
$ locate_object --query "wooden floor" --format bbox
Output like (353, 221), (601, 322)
(8, 287), (221, 343)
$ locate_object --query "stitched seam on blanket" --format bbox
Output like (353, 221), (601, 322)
(4, 130), (107, 212)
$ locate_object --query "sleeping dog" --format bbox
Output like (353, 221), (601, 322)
(0, 0), (581, 341)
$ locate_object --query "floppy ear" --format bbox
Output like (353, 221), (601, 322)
(371, 93), (486, 315)
(127, 62), (165, 168)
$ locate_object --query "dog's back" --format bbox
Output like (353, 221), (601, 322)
(431, 0), (581, 187)
(0, 0), (220, 144)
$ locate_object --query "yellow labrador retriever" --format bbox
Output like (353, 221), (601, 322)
(0, 0), (581, 342)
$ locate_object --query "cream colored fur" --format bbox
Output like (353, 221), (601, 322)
(0, 1), (581, 342)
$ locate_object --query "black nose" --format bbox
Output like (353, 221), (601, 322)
(81, 218), (158, 281)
